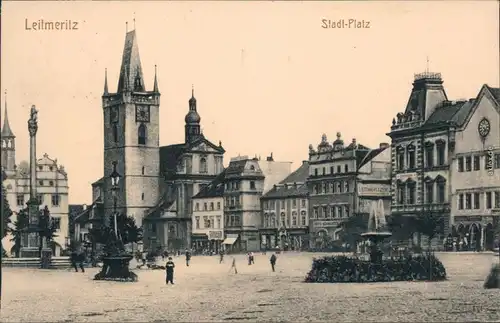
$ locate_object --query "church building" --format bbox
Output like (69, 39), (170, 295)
(89, 28), (225, 251)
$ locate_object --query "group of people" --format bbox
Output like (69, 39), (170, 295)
(165, 251), (279, 284)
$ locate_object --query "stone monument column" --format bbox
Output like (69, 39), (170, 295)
(20, 105), (42, 257)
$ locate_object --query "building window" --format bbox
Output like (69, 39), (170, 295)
(210, 202), (214, 210)
(397, 182), (406, 204)
(141, 193), (144, 200)
(113, 124), (118, 143)
(465, 193), (472, 209)
(49, 181), (54, 186)
(322, 182), (328, 194)
(16, 194), (24, 206)
(330, 166), (334, 174)
(436, 142), (446, 166)
(465, 156), (472, 172)
(473, 192), (480, 209)
(37, 194), (44, 205)
(38, 166), (43, 171)
(280, 213), (286, 226)
(39, 180), (44, 186)
(199, 157), (208, 173)
(314, 169), (318, 176)
(338, 206), (343, 218)
(217, 202), (221, 210)
(313, 185), (318, 195)
(337, 181), (342, 193)
(203, 203), (207, 211)
(344, 181), (349, 192)
(345, 205), (350, 217)
(138, 124), (147, 145)
(407, 145), (416, 169)
(344, 164), (348, 172)
(397, 149), (405, 170)
(313, 207), (318, 219)
(473, 156), (480, 171)
(337, 165), (341, 173)
(425, 144), (434, 167)
(52, 217), (61, 230)
(250, 181), (256, 190)
(301, 211), (307, 225)
(301, 199), (306, 208)
(425, 181), (434, 204)
(151, 223), (157, 234)
(407, 181), (416, 204)
(458, 194), (464, 210)
(323, 206), (328, 218)
(486, 192), (492, 209)
(142, 166), (145, 175)
(195, 203), (199, 211)
(49, 166), (53, 171)
(292, 199), (297, 208)
(495, 192), (500, 209)
(216, 216), (221, 229)
(330, 206), (335, 218)
(436, 178), (446, 203)
(322, 167), (326, 175)
(458, 157), (464, 172)
(495, 154), (500, 169)
(51, 194), (60, 206)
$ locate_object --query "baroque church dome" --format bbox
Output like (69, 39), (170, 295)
(185, 110), (201, 123)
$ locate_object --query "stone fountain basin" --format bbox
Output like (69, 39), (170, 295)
(361, 231), (393, 243)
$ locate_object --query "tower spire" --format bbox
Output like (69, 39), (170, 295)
(104, 68), (109, 95)
(1, 90), (15, 138)
(117, 28), (144, 92)
(153, 65), (159, 93)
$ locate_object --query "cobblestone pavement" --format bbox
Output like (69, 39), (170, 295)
(2, 252), (499, 322)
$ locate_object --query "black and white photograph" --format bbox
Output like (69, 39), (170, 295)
(1, 1), (499, 321)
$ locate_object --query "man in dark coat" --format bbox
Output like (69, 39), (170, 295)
(185, 250), (191, 266)
(270, 253), (277, 272)
(165, 257), (175, 284)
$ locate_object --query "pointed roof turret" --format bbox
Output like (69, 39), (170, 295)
(117, 29), (145, 92)
(103, 68), (109, 95)
(1, 91), (15, 138)
(185, 85), (201, 124)
(153, 65), (159, 93)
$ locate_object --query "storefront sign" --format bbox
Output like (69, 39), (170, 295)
(395, 172), (418, 182)
(453, 216), (483, 223)
(313, 220), (340, 228)
(357, 184), (391, 197)
(208, 230), (223, 240)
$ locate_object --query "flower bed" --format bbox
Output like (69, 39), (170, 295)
(305, 254), (447, 283)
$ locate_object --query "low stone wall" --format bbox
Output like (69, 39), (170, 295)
(2, 256), (72, 269)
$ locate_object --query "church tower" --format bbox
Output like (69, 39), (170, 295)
(184, 87), (202, 143)
(102, 28), (160, 227)
(1, 91), (16, 177)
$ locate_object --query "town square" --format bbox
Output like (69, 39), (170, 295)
(1, 1), (500, 322)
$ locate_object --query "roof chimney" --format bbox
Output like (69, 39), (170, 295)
(266, 152), (274, 162)
(379, 142), (389, 149)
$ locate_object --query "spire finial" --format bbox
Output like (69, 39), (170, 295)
(1, 89), (15, 138)
(153, 64), (159, 93)
(104, 68), (109, 95)
(192, 84), (194, 97)
(426, 56), (430, 73)
(126, 21), (128, 33)
(133, 13), (136, 30)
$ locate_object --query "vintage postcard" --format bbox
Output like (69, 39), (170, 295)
(1, 1), (499, 322)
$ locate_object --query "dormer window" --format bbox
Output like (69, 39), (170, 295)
(250, 165), (255, 171)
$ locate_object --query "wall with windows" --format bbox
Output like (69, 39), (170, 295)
(2, 154), (69, 256)
(451, 90), (500, 223)
(262, 196), (309, 229)
(192, 196), (224, 234)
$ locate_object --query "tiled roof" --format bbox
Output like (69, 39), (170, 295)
(262, 162), (310, 199)
(357, 146), (389, 169)
(92, 177), (104, 186)
(193, 170), (226, 199)
(486, 85), (500, 103)
(225, 160), (248, 176)
(424, 100), (473, 127)
(279, 162), (309, 184)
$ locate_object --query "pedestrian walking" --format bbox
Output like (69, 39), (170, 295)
(219, 249), (225, 264)
(185, 250), (191, 266)
(165, 257), (175, 284)
(229, 257), (238, 274)
(250, 252), (255, 264)
(77, 251), (85, 272)
(270, 253), (277, 272)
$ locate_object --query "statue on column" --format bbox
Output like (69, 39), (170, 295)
(28, 105), (38, 137)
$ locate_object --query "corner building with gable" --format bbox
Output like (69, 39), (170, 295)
(90, 28), (224, 251)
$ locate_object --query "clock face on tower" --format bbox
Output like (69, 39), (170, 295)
(136, 105), (150, 122)
(478, 118), (491, 138)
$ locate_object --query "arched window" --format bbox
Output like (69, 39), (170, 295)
(142, 166), (145, 175)
(138, 124), (147, 145)
(199, 157), (208, 173)
(112, 124), (118, 143)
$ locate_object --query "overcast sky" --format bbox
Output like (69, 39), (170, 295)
(1, 1), (498, 204)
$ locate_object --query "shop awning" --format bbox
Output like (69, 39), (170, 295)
(223, 234), (238, 245)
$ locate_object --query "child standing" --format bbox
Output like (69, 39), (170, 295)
(165, 257), (175, 284)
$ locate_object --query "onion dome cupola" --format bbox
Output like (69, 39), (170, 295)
(333, 132), (344, 150)
(184, 85), (202, 143)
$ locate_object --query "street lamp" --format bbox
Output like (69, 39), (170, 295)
(110, 161), (121, 239)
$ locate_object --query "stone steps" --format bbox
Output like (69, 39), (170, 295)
(2, 257), (72, 269)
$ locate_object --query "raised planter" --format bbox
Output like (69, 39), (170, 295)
(305, 254), (447, 283)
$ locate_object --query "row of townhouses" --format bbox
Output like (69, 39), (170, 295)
(70, 28), (499, 253)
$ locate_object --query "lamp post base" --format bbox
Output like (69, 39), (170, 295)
(94, 255), (138, 282)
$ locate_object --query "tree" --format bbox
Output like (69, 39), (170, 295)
(10, 208), (29, 258)
(337, 214), (369, 251)
(89, 214), (143, 252)
(415, 211), (444, 252)
(2, 179), (13, 239)
(38, 206), (58, 257)
(387, 214), (417, 244)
